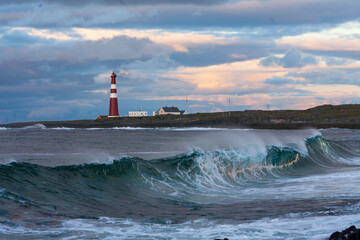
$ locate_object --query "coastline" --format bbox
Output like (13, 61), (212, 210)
(2, 104), (360, 130)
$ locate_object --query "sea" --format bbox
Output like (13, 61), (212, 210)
(0, 125), (360, 240)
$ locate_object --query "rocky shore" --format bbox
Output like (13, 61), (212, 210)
(2, 104), (360, 129)
(329, 225), (360, 240)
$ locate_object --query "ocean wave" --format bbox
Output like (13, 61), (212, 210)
(158, 127), (231, 131)
(0, 136), (358, 192)
(87, 127), (238, 131)
(0, 136), (355, 182)
(0, 158), (17, 165)
(69, 127), (250, 131)
(54, 213), (360, 240)
(21, 124), (46, 129)
(50, 127), (75, 130)
(112, 127), (151, 130)
(2, 211), (360, 240)
(1, 135), (360, 219)
(112, 127), (250, 131)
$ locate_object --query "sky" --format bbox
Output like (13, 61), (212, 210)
(1, 0), (360, 123)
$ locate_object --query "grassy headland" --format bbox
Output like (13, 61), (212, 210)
(2, 104), (360, 129)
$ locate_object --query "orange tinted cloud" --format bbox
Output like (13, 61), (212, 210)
(73, 28), (237, 52)
(163, 59), (288, 90)
(277, 36), (360, 51)
(277, 22), (360, 51)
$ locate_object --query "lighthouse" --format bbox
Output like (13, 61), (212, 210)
(108, 72), (120, 117)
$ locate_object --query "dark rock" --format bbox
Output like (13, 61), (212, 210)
(329, 231), (341, 240)
(329, 231), (340, 239)
(214, 238), (228, 240)
(329, 225), (360, 240)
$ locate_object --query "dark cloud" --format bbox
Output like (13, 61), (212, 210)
(267, 88), (312, 97)
(260, 55), (279, 67)
(0, 30), (52, 46)
(0, 0), (227, 6)
(171, 41), (274, 67)
(280, 48), (318, 68)
(264, 77), (303, 85)
(0, 33), (170, 63)
(260, 48), (318, 68)
(306, 50), (360, 62)
(114, 56), (195, 98)
(288, 68), (360, 86)
(323, 56), (352, 66)
(0, 60), (52, 86)
(70, 36), (170, 62)
(1, 0), (360, 28)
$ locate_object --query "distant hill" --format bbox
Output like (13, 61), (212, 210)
(2, 104), (360, 129)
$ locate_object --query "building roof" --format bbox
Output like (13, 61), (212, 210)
(162, 106), (180, 112)
(96, 115), (108, 120)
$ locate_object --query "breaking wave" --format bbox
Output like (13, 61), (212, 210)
(0, 136), (359, 219)
(22, 124), (46, 129)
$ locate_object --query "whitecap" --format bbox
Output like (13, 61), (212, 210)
(112, 127), (150, 130)
(22, 124), (46, 129)
(0, 158), (17, 165)
(51, 213), (360, 240)
(50, 127), (75, 130)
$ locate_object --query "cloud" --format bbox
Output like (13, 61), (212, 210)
(322, 56), (353, 66)
(0, 29), (53, 46)
(2, 0), (360, 28)
(0, 0), (227, 6)
(73, 28), (240, 53)
(0, 30), (171, 63)
(171, 40), (274, 67)
(264, 77), (303, 85)
(93, 55), (194, 101)
(2, 1), (360, 123)
(277, 22), (360, 52)
(288, 68), (360, 86)
(70, 35), (170, 62)
(260, 48), (318, 68)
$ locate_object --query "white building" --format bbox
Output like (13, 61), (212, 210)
(180, 110), (188, 115)
(128, 111), (148, 117)
(155, 106), (187, 116)
(155, 106), (180, 116)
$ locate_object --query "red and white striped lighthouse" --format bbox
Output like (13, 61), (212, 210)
(108, 72), (120, 117)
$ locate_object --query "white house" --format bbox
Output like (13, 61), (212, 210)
(155, 106), (187, 116)
(128, 111), (148, 117)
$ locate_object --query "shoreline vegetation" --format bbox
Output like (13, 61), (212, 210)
(2, 104), (360, 129)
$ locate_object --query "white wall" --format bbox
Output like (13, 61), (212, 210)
(129, 111), (148, 117)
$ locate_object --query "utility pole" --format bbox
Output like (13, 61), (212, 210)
(228, 88), (231, 116)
